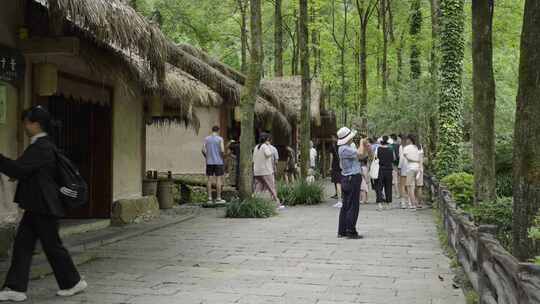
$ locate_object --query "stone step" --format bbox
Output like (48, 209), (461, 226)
(59, 219), (111, 239)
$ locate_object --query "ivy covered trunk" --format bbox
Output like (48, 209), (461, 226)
(472, 0), (496, 204)
(299, 0), (311, 180)
(239, 0), (263, 200)
(427, 0), (440, 167)
(435, 0), (465, 178)
(409, 0), (422, 80)
(512, 0), (540, 261)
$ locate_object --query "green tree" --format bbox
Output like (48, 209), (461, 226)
(512, 0), (540, 261)
(299, 0), (311, 179)
(472, 0), (496, 204)
(239, 0), (264, 199)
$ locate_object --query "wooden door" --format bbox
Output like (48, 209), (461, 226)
(47, 95), (112, 218)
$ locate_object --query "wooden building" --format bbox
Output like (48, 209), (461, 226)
(0, 0), (197, 222)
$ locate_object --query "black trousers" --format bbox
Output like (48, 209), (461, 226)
(376, 169), (393, 203)
(338, 174), (361, 236)
(4, 211), (81, 292)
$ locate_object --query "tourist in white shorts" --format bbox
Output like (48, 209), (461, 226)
(403, 134), (423, 210)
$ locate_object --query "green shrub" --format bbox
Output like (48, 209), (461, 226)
(441, 172), (474, 208)
(496, 173), (513, 197)
(225, 196), (277, 218)
(528, 213), (540, 265)
(277, 181), (295, 205)
(470, 197), (513, 251)
(278, 181), (324, 206)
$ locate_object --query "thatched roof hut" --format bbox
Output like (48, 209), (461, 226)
(260, 76), (322, 126)
(34, 0), (169, 80)
(167, 43), (291, 133)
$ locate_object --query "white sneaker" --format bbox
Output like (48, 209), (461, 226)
(377, 203), (383, 211)
(401, 202), (407, 209)
(0, 288), (27, 302)
(333, 201), (343, 208)
(57, 280), (87, 297)
(278, 205), (286, 210)
(216, 199), (226, 204)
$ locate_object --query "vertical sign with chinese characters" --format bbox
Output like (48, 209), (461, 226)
(0, 44), (25, 82)
(0, 84), (6, 124)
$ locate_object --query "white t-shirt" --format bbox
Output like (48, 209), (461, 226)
(310, 148), (317, 168)
(253, 143), (274, 176)
(403, 144), (421, 171)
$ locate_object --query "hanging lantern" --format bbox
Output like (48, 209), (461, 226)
(150, 95), (163, 117)
(35, 63), (58, 96)
(233, 106), (241, 122)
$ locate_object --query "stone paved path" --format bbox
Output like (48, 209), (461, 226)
(26, 187), (464, 304)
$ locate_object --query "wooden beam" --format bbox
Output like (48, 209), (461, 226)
(18, 37), (80, 56)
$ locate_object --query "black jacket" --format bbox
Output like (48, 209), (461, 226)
(377, 146), (395, 171)
(0, 136), (65, 217)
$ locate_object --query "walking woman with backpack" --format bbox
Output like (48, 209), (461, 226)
(0, 106), (87, 302)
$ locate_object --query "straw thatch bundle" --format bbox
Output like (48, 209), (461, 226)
(36, 0), (168, 80)
(167, 43), (291, 132)
(175, 44), (284, 114)
(260, 76), (322, 125)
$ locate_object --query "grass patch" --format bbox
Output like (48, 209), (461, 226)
(277, 181), (324, 206)
(225, 196), (277, 218)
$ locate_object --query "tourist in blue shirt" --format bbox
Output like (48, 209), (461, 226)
(202, 126), (226, 204)
(336, 127), (368, 239)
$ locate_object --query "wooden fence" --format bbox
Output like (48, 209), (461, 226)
(424, 175), (540, 304)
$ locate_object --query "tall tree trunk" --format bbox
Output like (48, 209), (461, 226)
(359, 24), (368, 132)
(238, 0), (249, 73)
(299, 0), (311, 180)
(428, 0), (440, 169)
(355, 0), (377, 133)
(381, 0), (389, 102)
(435, 0), (465, 178)
(274, 0), (284, 77)
(239, 0), (264, 199)
(293, 11), (300, 75)
(512, 0), (540, 261)
(472, 0), (496, 204)
(410, 0), (422, 80)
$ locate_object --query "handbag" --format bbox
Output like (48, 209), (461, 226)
(369, 159), (380, 179)
(369, 147), (380, 179)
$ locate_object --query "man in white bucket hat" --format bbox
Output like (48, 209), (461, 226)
(336, 127), (368, 239)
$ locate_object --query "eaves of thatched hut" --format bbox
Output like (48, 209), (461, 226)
(147, 44), (291, 176)
(260, 77), (338, 176)
(0, 0), (203, 222)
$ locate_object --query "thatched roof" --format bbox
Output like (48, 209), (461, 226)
(167, 43), (291, 133)
(260, 76), (322, 125)
(35, 0), (168, 80)
(176, 44), (285, 115)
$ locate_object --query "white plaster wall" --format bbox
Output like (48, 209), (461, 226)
(146, 107), (220, 174)
(112, 85), (143, 201)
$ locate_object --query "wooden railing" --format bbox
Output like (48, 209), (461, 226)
(424, 175), (540, 304)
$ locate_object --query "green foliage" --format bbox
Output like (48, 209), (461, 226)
(441, 172), (474, 208)
(496, 173), (513, 198)
(277, 181), (324, 206)
(470, 197), (513, 251)
(225, 196), (277, 218)
(528, 213), (540, 265)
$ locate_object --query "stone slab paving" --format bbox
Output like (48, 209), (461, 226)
(24, 186), (464, 304)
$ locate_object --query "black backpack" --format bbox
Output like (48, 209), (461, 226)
(55, 149), (89, 209)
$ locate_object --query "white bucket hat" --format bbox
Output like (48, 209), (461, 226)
(337, 127), (357, 146)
